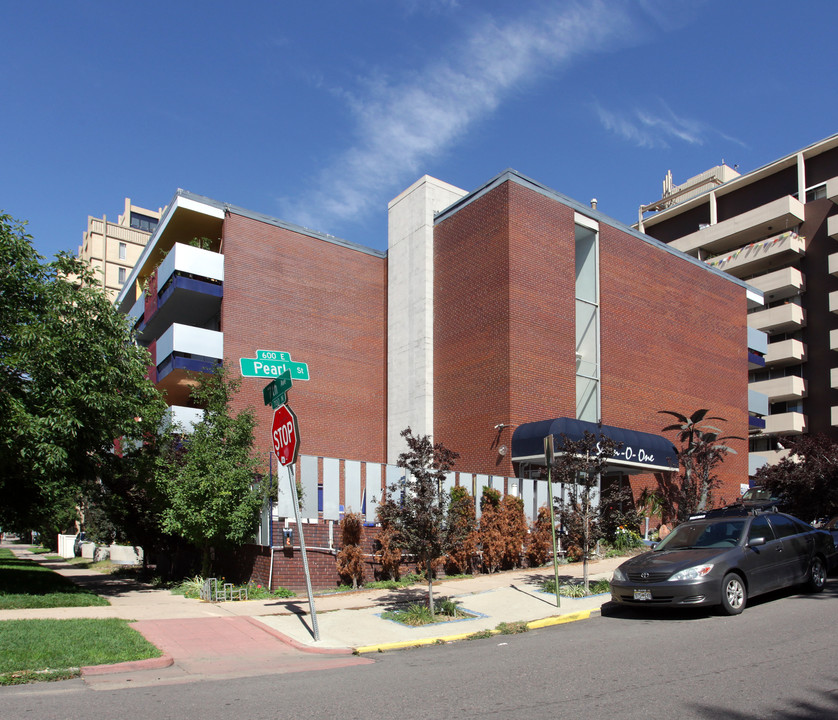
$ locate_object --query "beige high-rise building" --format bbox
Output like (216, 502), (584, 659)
(78, 198), (162, 301)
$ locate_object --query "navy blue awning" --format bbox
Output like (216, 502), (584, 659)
(511, 417), (678, 473)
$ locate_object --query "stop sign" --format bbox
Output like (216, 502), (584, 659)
(271, 404), (299, 467)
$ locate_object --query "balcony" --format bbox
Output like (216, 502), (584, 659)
(832, 368), (838, 389)
(704, 233), (805, 280)
(830, 215), (838, 241)
(163, 405), (204, 433)
(833, 407), (838, 428)
(747, 302), (805, 334)
(764, 412), (807, 435)
(764, 339), (806, 366)
(830, 253), (838, 276)
(748, 375), (806, 403)
(153, 323), (223, 406)
(670, 195), (805, 256)
(136, 243), (224, 342)
(830, 291), (838, 314)
(828, 176), (838, 204)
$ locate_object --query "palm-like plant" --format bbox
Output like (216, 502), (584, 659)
(659, 409), (742, 520)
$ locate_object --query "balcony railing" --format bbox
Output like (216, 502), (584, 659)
(748, 375), (806, 403)
(748, 303), (805, 334)
(764, 339), (806, 366)
(704, 233), (805, 279)
(156, 323), (223, 375)
(764, 412), (807, 435)
(163, 405), (205, 433)
(829, 215), (838, 241)
(670, 195), (805, 256)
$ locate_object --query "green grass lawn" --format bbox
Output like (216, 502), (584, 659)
(0, 548), (109, 609)
(0, 618), (161, 685)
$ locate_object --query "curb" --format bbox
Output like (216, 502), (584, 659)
(81, 654), (174, 676)
(352, 607), (600, 654)
(243, 616), (354, 656)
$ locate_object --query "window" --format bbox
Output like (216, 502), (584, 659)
(805, 184), (826, 202)
(118, 267), (127, 285)
(575, 218), (599, 423)
(748, 515), (774, 543)
(118, 242), (127, 260)
(130, 213), (158, 233)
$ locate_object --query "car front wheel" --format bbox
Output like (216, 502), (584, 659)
(806, 556), (827, 593)
(720, 573), (746, 615)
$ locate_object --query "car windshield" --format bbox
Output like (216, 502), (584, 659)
(742, 488), (771, 501)
(656, 520), (746, 550)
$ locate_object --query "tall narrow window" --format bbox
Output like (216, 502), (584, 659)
(118, 267), (127, 285)
(575, 218), (599, 422)
(118, 242), (127, 260)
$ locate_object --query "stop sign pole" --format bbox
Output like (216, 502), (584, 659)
(272, 403), (319, 641)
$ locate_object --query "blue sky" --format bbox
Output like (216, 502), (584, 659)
(3, 0), (836, 260)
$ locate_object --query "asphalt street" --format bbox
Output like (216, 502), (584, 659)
(3, 580), (837, 720)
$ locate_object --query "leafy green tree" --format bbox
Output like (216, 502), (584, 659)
(0, 213), (165, 540)
(659, 409), (741, 521)
(156, 366), (266, 577)
(754, 434), (838, 521)
(376, 428), (462, 614)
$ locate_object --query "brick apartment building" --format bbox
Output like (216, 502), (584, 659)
(638, 133), (838, 472)
(116, 171), (757, 590)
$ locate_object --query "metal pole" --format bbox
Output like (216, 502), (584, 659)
(547, 461), (561, 608)
(288, 464), (320, 641)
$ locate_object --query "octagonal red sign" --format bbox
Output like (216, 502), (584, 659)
(271, 404), (299, 467)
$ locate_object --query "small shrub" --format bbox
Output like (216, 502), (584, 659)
(611, 525), (644, 551)
(497, 621), (529, 635)
(466, 629), (494, 640)
(527, 506), (554, 567)
(336, 512), (365, 589)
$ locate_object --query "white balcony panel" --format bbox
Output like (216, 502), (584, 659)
(748, 389), (769, 416)
(747, 303), (805, 333)
(764, 412), (807, 435)
(833, 407), (838, 427)
(163, 405), (205, 433)
(748, 454), (768, 476)
(831, 291), (838, 314)
(827, 176), (838, 204)
(748, 375), (806, 403)
(832, 368), (838, 390)
(127, 295), (144, 327)
(749, 449), (791, 466)
(157, 243), (224, 288)
(156, 323), (223, 362)
(704, 233), (805, 279)
(829, 215), (838, 240)
(670, 195), (805, 256)
(830, 253), (838, 276)
(831, 330), (838, 351)
(747, 327), (768, 355)
(764, 339), (806, 366)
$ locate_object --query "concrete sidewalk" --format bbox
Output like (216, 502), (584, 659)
(1, 541), (621, 688)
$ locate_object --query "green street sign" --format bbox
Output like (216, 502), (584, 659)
(263, 371), (293, 407)
(240, 357), (310, 380)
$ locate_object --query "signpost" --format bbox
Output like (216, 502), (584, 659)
(240, 350), (310, 381)
(263, 371), (293, 409)
(544, 435), (561, 608)
(242, 350), (319, 641)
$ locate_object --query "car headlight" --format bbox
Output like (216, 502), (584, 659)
(612, 567), (627, 582)
(667, 564), (714, 582)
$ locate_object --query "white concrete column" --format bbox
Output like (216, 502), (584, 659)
(387, 176), (467, 463)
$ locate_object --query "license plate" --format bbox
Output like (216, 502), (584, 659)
(633, 589), (652, 601)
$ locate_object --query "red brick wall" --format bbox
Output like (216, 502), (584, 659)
(598, 222), (750, 504)
(434, 177), (750, 503)
(220, 213), (388, 467)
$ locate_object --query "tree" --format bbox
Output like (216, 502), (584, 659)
(155, 366), (266, 578)
(477, 487), (504, 573)
(375, 428), (462, 614)
(336, 512), (366, 589)
(659, 409), (741, 521)
(754, 434), (838, 521)
(551, 431), (622, 591)
(445, 485), (478, 575)
(527, 506), (554, 567)
(0, 213), (166, 540)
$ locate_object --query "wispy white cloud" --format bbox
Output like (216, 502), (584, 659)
(594, 98), (745, 149)
(278, 1), (645, 234)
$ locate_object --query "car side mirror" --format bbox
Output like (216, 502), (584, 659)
(748, 536), (766, 548)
